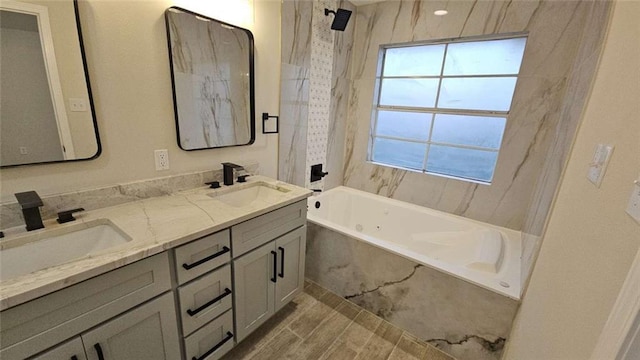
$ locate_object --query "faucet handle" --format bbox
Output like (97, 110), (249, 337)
(205, 181), (221, 189)
(57, 208), (85, 224)
(237, 174), (250, 183)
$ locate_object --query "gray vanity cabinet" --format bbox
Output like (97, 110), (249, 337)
(274, 227), (306, 312)
(233, 225), (306, 342)
(233, 240), (276, 341)
(82, 293), (180, 360)
(32, 337), (87, 360)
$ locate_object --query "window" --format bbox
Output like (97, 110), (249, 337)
(368, 36), (527, 183)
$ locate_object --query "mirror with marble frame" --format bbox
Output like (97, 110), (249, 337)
(0, 0), (100, 168)
(165, 7), (255, 151)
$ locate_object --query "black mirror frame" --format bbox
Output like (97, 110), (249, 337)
(0, 0), (102, 169)
(164, 6), (256, 151)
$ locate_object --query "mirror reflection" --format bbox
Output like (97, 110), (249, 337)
(166, 7), (255, 150)
(0, 0), (100, 167)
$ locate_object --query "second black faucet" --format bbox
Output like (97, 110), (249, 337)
(221, 162), (244, 186)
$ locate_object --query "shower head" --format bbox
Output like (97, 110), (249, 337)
(324, 8), (352, 31)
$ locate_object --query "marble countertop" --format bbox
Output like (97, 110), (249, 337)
(0, 176), (311, 311)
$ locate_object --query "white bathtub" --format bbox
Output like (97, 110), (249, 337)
(307, 186), (521, 299)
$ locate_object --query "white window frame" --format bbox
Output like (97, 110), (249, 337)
(368, 33), (527, 184)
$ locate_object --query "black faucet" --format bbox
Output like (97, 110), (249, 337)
(15, 191), (44, 231)
(221, 162), (244, 186)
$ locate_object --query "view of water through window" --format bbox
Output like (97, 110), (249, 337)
(369, 36), (527, 183)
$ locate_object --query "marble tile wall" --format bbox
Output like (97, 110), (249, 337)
(325, 0), (356, 190)
(305, 0), (336, 190)
(305, 223), (519, 360)
(343, 0), (601, 232)
(520, 0), (613, 287)
(279, 0), (313, 187)
(0, 164), (259, 230)
(279, 0), (354, 191)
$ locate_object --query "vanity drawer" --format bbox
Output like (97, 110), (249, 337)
(184, 309), (234, 360)
(231, 200), (306, 257)
(175, 229), (231, 284)
(178, 264), (233, 336)
(0, 252), (171, 360)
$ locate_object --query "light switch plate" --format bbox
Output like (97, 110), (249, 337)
(626, 181), (640, 224)
(587, 144), (614, 187)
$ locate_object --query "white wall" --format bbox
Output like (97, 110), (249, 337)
(0, 0), (280, 203)
(504, 1), (640, 358)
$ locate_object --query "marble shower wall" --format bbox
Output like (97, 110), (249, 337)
(325, 0), (356, 190)
(306, 223), (519, 360)
(279, 0), (354, 190)
(343, 0), (602, 231)
(520, 0), (613, 287)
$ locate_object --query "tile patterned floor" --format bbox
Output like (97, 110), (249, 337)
(221, 280), (455, 360)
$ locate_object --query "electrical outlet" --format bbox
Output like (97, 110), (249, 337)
(19, 147), (28, 155)
(69, 98), (87, 112)
(154, 149), (169, 170)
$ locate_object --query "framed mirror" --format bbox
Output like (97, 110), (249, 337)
(0, 0), (100, 168)
(165, 7), (255, 151)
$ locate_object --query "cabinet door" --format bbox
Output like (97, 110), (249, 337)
(233, 241), (276, 342)
(82, 293), (180, 360)
(275, 226), (306, 312)
(32, 337), (87, 360)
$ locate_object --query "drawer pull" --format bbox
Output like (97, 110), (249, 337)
(271, 250), (277, 283)
(186, 288), (232, 316)
(94, 343), (105, 360)
(182, 246), (230, 270)
(192, 331), (234, 360)
(278, 246), (285, 278)
(71, 356), (78, 360)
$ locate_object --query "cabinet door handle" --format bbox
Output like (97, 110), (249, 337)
(186, 288), (232, 316)
(71, 356), (78, 360)
(271, 250), (277, 283)
(94, 343), (105, 360)
(278, 246), (285, 278)
(182, 246), (230, 270)
(191, 331), (233, 360)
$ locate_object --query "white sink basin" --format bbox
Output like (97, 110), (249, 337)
(0, 220), (131, 281)
(208, 182), (290, 208)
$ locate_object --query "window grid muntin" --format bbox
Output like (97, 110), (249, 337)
(370, 35), (526, 183)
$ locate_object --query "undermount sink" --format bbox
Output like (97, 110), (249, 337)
(0, 220), (131, 282)
(208, 182), (290, 208)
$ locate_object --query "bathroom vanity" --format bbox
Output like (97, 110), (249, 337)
(0, 177), (310, 360)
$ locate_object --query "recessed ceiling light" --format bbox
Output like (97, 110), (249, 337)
(434, 10), (448, 16)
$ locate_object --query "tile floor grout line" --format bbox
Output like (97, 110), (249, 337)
(318, 310), (363, 359)
(386, 334), (402, 360)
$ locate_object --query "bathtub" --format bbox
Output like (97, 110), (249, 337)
(306, 186), (521, 299)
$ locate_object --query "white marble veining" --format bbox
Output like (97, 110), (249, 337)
(305, 0), (337, 190)
(278, 63), (310, 186)
(279, 0), (354, 191)
(306, 223), (519, 360)
(343, 0), (602, 232)
(520, 0), (612, 287)
(325, 0), (356, 190)
(1, 165), (258, 230)
(0, 175), (310, 310)
(167, 9), (252, 149)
